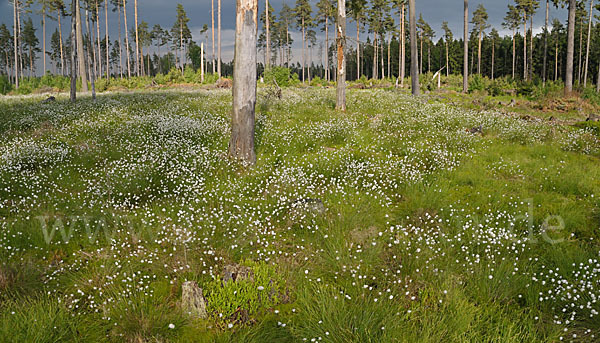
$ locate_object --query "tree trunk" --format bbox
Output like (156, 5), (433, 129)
(597, 60), (600, 92)
(477, 30), (481, 75)
(543, 0), (549, 84)
(512, 29), (515, 79)
(95, 0), (101, 78)
(218, 0), (221, 77)
(491, 37), (495, 80)
(58, 12), (64, 76)
(211, 0), (215, 74)
(117, 3), (123, 78)
(583, 0), (593, 87)
(409, 0), (419, 95)
(336, 0), (346, 111)
(400, 5), (405, 86)
(70, 0), (77, 101)
(463, 0), (468, 93)
(357, 19), (360, 81)
(85, 8), (96, 99)
(325, 17), (329, 81)
(105, 0), (109, 79)
(302, 20), (305, 82)
(43, 8), (46, 74)
(123, 0), (131, 78)
(201, 42), (204, 82)
(445, 41), (448, 77)
(229, 0), (258, 165)
(523, 15), (527, 80)
(577, 12), (583, 83)
(76, 0), (88, 91)
(555, 37), (558, 81)
(134, 0), (139, 76)
(529, 15), (533, 80)
(387, 38), (391, 78)
(13, 0), (18, 88)
(419, 35), (423, 75)
(565, 0), (576, 93)
(266, 0), (270, 68)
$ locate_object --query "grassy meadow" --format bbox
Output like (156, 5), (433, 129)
(0, 87), (600, 342)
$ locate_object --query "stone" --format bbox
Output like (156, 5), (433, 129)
(467, 125), (483, 135)
(181, 281), (207, 319)
(41, 96), (56, 104)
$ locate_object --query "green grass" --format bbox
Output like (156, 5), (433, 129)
(1, 88), (599, 342)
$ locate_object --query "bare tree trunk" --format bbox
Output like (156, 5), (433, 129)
(211, 0), (215, 74)
(523, 15), (527, 80)
(70, 0), (77, 101)
(463, 0), (468, 93)
(43, 7), (46, 74)
(597, 60), (600, 92)
(58, 12), (65, 76)
(492, 36), (495, 80)
(409, 0), (419, 95)
(400, 5), (405, 86)
(387, 38), (391, 78)
(266, 0), (270, 68)
(325, 17), (328, 81)
(229, 0), (258, 165)
(336, 0), (346, 111)
(477, 30), (481, 74)
(577, 13), (583, 83)
(218, 0), (221, 77)
(95, 0), (101, 78)
(512, 29), (515, 79)
(117, 3), (123, 78)
(105, 0), (109, 79)
(134, 0), (139, 76)
(555, 37), (558, 81)
(357, 19), (360, 81)
(543, 0), (549, 84)
(419, 35), (423, 75)
(201, 42), (204, 82)
(302, 20), (305, 82)
(529, 15), (533, 80)
(445, 41), (448, 77)
(583, 0), (593, 87)
(565, 0), (576, 93)
(123, 0), (131, 78)
(85, 8), (96, 99)
(13, 0), (18, 88)
(76, 0), (89, 92)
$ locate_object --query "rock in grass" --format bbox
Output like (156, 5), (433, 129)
(289, 198), (326, 215)
(41, 96), (56, 104)
(586, 114), (599, 122)
(181, 281), (207, 319)
(223, 264), (254, 284)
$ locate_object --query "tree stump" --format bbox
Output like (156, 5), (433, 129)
(181, 281), (208, 319)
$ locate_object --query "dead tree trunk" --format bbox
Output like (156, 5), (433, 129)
(336, 0), (346, 111)
(229, 0), (258, 165)
(463, 0), (468, 93)
(13, 0), (18, 88)
(542, 0), (549, 84)
(70, 0), (77, 102)
(565, 0), (576, 93)
(76, 0), (88, 92)
(400, 4), (405, 86)
(123, 0), (131, 78)
(583, 0), (593, 87)
(409, 0), (419, 95)
(104, 0), (109, 79)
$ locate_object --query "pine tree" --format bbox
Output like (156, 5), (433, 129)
(441, 21), (453, 77)
(295, 0), (312, 83)
(316, 0), (334, 81)
(471, 4), (489, 75)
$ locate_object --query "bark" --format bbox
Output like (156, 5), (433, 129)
(134, 0), (139, 76)
(85, 8), (96, 99)
(597, 60), (600, 92)
(211, 0), (215, 74)
(104, 0), (109, 79)
(477, 30), (481, 75)
(529, 15), (533, 80)
(218, 0), (222, 77)
(43, 8), (46, 74)
(491, 36), (495, 80)
(336, 0), (346, 111)
(123, 0), (131, 78)
(325, 17), (328, 81)
(76, 0), (88, 92)
(200, 42), (204, 82)
(357, 19), (360, 81)
(302, 20), (305, 82)
(543, 0), (549, 84)
(229, 0), (258, 165)
(463, 0), (468, 93)
(565, 0), (576, 93)
(70, 0), (77, 101)
(577, 12), (583, 83)
(555, 38), (558, 81)
(13, 0), (18, 88)
(400, 5), (405, 86)
(512, 29), (515, 79)
(58, 12), (64, 76)
(583, 0), (593, 87)
(409, 0), (419, 95)
(387, 38), (391, 79)
(117, 2), (122, 78)
(523, 15), (527, 80)
(95, 0), (101, 77)
(266, 0), (270, 68)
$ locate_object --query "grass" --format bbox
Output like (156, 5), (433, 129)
(0, 87), (599, 342)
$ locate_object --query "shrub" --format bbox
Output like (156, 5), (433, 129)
(469, 74), (486, 93)
(263, 66), (291, 87)
(167, 67), (184, 83)
(184, 66), (196, 83)
(0, 75), (12, 95)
